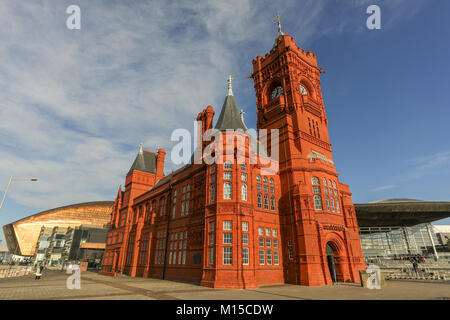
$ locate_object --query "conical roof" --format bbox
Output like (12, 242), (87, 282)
(214, 76), (248, 131)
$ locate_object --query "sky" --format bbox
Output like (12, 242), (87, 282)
(0, 0), (449, 244)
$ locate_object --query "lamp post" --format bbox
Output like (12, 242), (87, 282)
(0, 176), (38, 274)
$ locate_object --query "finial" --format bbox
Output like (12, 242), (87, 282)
(139, 142), (143, 154)
(227, 75), (233, 96)
(240, 109), (245, 122)
(272, 12), (284, 47)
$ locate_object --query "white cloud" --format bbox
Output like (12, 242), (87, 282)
(0, 0), (424, 212)
(372, 184), (395, 192)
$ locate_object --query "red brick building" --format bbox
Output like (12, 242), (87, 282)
(100, 26), (366, 288)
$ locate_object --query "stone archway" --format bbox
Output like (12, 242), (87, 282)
(326, 243), (337, 283)
(323, 236), (352, 284)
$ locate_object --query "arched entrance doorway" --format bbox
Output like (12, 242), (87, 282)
(326, 243), (337, 283)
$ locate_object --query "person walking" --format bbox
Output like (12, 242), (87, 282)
(35, 264), (42, 280)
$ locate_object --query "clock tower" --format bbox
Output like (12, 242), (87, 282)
(249, 18), (365, 286)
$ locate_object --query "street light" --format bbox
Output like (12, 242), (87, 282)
(0, 176), (38, 211)
(0, 176), (37, 273)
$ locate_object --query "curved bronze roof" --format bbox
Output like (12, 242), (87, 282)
(355, 199), (450, 227)
(2, 201), (113, 256)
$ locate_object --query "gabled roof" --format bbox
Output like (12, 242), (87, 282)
(128, 149), (157, 175)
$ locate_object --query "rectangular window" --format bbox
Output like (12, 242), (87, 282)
(270, 187), (275, 194)
(272, 229), (278, 237)
(267, 250), (272, 265)
(259, 250), (265, 265)
(210, 184), (215, 202)
(209, 234), (214, 245)
(209, 247), (214, 265)
(288, 247), (293, 260)
(313, 186), (320, 194)
(266, 238), (271, 248)
(263, 185), (268, 193)
(224, 171), (232, 180)
(223, 247), (232, 265)
(257, 184), (261, 191)
(223, 221), (232, 231)
(211, 174), (215, 183)
(264, 195), (269, 210)
(274, 250), (279, 265)
(242, 233), (248, 245)
(241, 173), (247, 181)
(265, 228), (271, 236)
(223, 233), (232, 244)
(209, 222), (215, 232)
(273, 239), (279, 248)
(242, 247), (249, 265)
(242, 221), (248, 231)
(259, 237), (264, 247)
(258, 227), (264, 236)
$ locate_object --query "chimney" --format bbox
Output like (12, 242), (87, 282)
(156, 148), (166, 178)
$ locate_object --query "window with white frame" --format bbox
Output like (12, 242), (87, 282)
(257, 193), (262, 208)
(312, 177), (320, 185)
(223, 182), (232, 199)
(273, 238), (279, 248)
(223, 247), (232, 265)
(314, 195), (323, 210)
(242, 247), (249, 265)
(241, 183), (248, 201)
(330, 197), (335, 211)
(264, 194), (269, 210)
(313, 186), (321, 194)
(267, 250), (272, 265)
(224, 161), (232, 170)
(266, 238), (271, 248)
(274, 250), (279, 265)
(259, 249), (265, 265)
(242, 221), (249, 231)
(223, 221), (232, 231)
(270, 196), (276, 211)
(270, 178), (274, 185)
(223, 233), (232, 244)
(265, 228), (271, 236)
(242, 233), (249, 245)
(224, 171), (232, 180)
(263, 176), (268, 184)
(241, 173), (247, 181)
(322, 177), (327, 185)
(259, 237), (264, 247)
(326, 197), (331, 211)
(336, 198), (341, 213)
(258, 227), (264, 236)
(256, 175), (261, 182)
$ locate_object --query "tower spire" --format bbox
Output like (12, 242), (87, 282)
(227, 75), (233, 96)
(139, 142), (143, 154)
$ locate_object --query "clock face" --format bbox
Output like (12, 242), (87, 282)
(300, 84), (308, 95)
(271, 86), (283, 100)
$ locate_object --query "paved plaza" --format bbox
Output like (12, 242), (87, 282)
(0, 270), (448, 300)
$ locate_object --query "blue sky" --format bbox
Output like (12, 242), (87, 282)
(1, 0), (449, 244)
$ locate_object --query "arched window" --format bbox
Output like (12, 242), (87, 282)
(312, 177), (319, 185)
(241, 163), (247, 171)
(270, 196), (276, 211)
(314, 195), (322, 210)
(241, 183), (247, 201)
(330, 197), (335, 212)
(224, 161), (232, 170)
(223, 182), (232, 199)
(322, 177), (327, 185)
(328, 179), (332, 187)
(325, 197), (331, 211)
(256, 175), (261, 182)
(263, 176), (268, 184)
(300, 84), (308, 96)
(336, 198), (341, 213)
(332, 181), (337, 189)
(257, 193), (262, 208)
(269, 178), (274, 186)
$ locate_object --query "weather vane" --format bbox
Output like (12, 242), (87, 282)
(273, 12), (282, 34)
